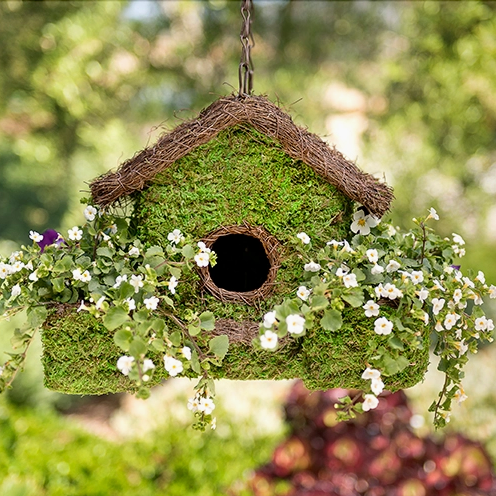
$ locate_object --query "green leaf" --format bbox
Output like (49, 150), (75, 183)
(169, 267), (182, 279)
(118, 282), (136, 301)
(181, 244), (196, 259)
(96, 247), (114, 259)
(27, 306), (48, 328)
(188, 324), (201, 337)
(145, 246), (164, 257)
(129, 337), (147, 357)
(150, 318), (166, 334)
(103, 306), (129, 331)
(151, 339), (165, 352)
(170, 331), (182, 347)
(51, 277), (65, 293)
(199, 311), (215, 331)
(208, 335), (229, 360)
(310, 294), (329, 311)
(383, 354), (410, 375)
(320, 309), (342, 331)
(53, 257), (73, 274)
(341, 289), (364, 308)
(114, 329), (133, 351)
(190, 350), (201, 374)
(352, 268), (366, 282)
(388, 335), (405, 351)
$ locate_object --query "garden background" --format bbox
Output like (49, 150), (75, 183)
(1, 1), (496, 493)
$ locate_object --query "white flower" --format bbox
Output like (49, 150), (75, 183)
(416, 287), (429, 302)
(452, 233), (465, 245)
(327, 240), (343, 249)
(420, 312), (429, 325)
(198, 397), (216, 415)
(427, 207), (439, 221)
(336, 266), (350, 277)
(432, 298), (445, 316)
(433, 279), (446, 292)
(296, 286), (311, 301)
(77, 300), (89, 312)
(68, 226), (83, 241)
(383, 283), (402, 300)
(462, 277), (475, 289)
(371, 378), (385, 396)
(366, 249), (379, 264)
(475, 271), (486, 285)
(487, 319), (495, 332)
(361, 367), (381, 380)
(342, 241), (355, 254)
(80, 270), (91, 283)
(113, 274), (128, 288)
(343, 273), (358, 288)
(95, 296), (106, 310)
(363, 300), (380, 318)
(84, 205), (98, 221)
(453, 245), (466, 257)
(181, 347), (192, 360)
(443, 313), (460, 331)
(286, 314), (305, 335)
(0, 366), (3, 377)
(297, 232), (311, 244)
(128, 246), (140, 257)
(371, 264), (384, 275)
(167, 229), (184, 245)
(72, 268), (83, 281)
(0, 263), (12, 279)
(197, 241), (211, 253)
(375, 283), (385, 299)
(304, 261), (321, 272)
(260, 330), (279, 350)
(386, 260), (401, 273)
(410, 271), (424, 285)
(435, 321), (444, 332)
(362, 394), (379, 412)
(194, 252), (210, 267)
(489, 285), (496, 299)
(263, 311), (277, 328)
(130, 274), (144, 293)
(9, 251), (21, 264)
(117, 356), (135, 376)
(143, 359), (155, 372)
(162, 276), (177, 296)
(211, 417), (217, 430)
(125, 298), (136, 311)
(374, 317), (393, 335)
(452, 288), (463, 304)
(454, 387), (468, 405)
(475, 317), (489, 331)
(144, 296), (160, 310)
(455, 340), (468, 356)
(10, 261), (24, 273)
(164, 355), (183, 377)
(29, 230), (43, 242)
(187, 396), (201, 413)
(10, 284), (21, 298)
(28, 270), (39, 282)
(350, 210), (379, 236)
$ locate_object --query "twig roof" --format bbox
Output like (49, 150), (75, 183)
(90, 94), (393, 217)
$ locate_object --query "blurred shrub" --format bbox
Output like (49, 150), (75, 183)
(239, 382), (496, 496)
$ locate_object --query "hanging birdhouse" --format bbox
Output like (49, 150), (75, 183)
(40, 95), (429, 397)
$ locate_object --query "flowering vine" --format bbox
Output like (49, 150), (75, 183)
(0, 203), (494, 431)
(258, 208), (494, 428)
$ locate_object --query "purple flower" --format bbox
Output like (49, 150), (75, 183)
(37, 229), (64, 252)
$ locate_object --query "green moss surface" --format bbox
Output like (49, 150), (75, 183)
(41, 306), (429, 395)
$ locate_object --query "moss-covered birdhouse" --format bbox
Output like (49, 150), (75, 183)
(38, 94), (431, 398)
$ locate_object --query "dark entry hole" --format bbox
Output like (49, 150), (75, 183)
(208, 234), (271, 292)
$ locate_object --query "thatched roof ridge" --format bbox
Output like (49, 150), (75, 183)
(90, 94), (393, 217)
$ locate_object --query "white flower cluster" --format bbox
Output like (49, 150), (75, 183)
(361, 367), (385, 411)
(259, 309), (307, 350)
(194, 241), (211, 268)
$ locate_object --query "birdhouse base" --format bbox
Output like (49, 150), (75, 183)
(41, 305), (429, 395)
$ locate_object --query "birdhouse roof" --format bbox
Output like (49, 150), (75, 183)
(90, 94), (393, 217)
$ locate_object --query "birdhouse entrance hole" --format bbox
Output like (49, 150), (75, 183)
(199, 225), (281, 304)
(209, 234), (270, 292)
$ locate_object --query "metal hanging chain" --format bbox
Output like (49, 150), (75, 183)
(238, 0), (255, 96)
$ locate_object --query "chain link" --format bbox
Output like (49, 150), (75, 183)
(238, 0), (254, 96)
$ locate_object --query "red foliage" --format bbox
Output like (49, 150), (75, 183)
(247, 382), (496, 496)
